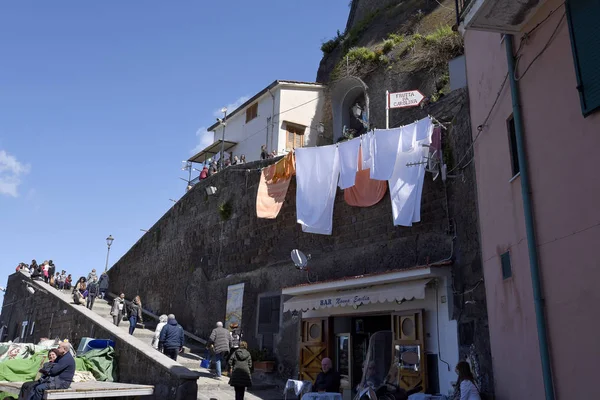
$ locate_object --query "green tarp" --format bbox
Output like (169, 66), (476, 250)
(0, 346), (117, 400)
(75, 347), (117, 382)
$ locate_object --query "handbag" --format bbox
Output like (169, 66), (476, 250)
(200, 359), (210, 369)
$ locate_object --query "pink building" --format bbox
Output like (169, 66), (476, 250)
(458, 0), (600, 398)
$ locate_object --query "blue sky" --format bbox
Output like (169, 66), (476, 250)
(0, 1), (349, 289)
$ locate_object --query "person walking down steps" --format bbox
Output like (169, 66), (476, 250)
(110, 293), (125, 326)
(86, 278), (99, 310)
(127, 296), (143, 335)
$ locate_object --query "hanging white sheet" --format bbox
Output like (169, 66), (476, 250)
(370, 127), (402, 180)
(337, 137), (361, 189)
(296, 144), (340, 235)
(361, 131), (374, 170)
(388, 117), (433, 226)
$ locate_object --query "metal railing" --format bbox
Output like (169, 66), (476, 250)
(106, 292), (207, 346)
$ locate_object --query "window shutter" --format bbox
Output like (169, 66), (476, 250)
(567, 0), (600, 116)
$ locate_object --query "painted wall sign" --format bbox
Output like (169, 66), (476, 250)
(225, 283), (245, 329)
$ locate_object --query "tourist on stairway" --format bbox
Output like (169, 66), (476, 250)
(87, 269), (98, 283)
(152, 314), (168, 350)
(228, 341), (253, 400)
(208, 321), (232, 378)
(127, 295), (143, 335)
(110, 293), (125, 326)
(86, 278), (99, 310)
(159, 314), (184, 361)
(98, 272), (109, 299)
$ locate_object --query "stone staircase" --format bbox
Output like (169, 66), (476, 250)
(58, 290), (206, 372)
(48, 287), (283, 399)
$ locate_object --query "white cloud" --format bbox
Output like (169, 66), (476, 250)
(191, 127), (215, 155)
(213, 95), (250, 118)
(0, 150), (30, 197)
(191, 95), (251, 156)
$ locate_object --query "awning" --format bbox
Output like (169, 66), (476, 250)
(188, 140), (237, 163)
(283, 278), (432, 312)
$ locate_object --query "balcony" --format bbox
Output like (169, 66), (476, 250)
(456, 0), (548, 33)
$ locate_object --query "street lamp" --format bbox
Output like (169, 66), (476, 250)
(218, 107), (227, 170)
(104, 235), (114, 272)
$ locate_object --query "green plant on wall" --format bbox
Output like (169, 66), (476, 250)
(218, 201), (233, 221)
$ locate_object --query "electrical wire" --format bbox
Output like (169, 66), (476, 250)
(452, 279), (483, 295)
(210, 95), (325, 155)
(435, 283), (452, 372)
(448, 3), (567, 174)
(514, 12), (566, 81)
(447, 73), (509, 174)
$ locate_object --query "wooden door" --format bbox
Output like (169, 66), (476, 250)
(299, 317), (331, 382)
(391, 310), (427, 393)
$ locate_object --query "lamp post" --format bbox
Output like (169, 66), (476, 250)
(219, 107), (227, 169)
(104, 235), (114, 272)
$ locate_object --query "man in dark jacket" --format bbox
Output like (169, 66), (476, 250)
(159, 314), (184, 360)
(313, 357), (341, 393)
(21, 341), (76, 400)
(86, 278), (99, 310)
(208, 321), (232, 378)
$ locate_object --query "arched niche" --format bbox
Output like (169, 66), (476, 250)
(330, 76), (370, 142)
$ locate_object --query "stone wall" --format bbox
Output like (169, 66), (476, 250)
(0, 273), (199, 400)
(346, 0), (403, 33)
(108, 152), (450, 335)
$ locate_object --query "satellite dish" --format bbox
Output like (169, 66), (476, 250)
(291, 249), (310, 269)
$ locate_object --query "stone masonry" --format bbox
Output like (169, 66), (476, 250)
(0, 272), (199, 400)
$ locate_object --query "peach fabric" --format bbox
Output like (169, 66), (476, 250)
(256, 163), (292, 219)
(344, 147), (387, 207)
(271, 151), (295, 183)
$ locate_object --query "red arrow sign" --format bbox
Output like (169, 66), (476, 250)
(388, 90), (425, 109)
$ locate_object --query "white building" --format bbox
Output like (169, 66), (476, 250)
(189, 80), (326, 165)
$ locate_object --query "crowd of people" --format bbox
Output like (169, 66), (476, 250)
(16, 262), (109, 311)
(70, 269), (109, 311)
(198, 153), (247, 182)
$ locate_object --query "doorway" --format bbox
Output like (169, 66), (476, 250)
(330, 314), (391, 393)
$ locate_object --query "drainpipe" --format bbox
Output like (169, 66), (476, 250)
(268, 88), (276, 152)
(504, 34), (556, 400)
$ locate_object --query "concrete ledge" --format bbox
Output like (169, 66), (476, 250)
(106, 292), (207, 347)
(1, 273), (200, 400)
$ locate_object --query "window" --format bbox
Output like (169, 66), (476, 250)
(566, 0), (600, 116)
(245, 103), (258, 123)
(507, 115), (520, 177)
(258, 295), (280, 334)
(285, 124), (305, 151)
(501, 251), (512, 280)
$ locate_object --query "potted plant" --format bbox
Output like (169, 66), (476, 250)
(250, 348), (275, 373)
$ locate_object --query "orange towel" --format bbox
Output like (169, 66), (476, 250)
(256, 163), (292, 219)
(271, 151), (295, 183)
(344, 147), (387, 207)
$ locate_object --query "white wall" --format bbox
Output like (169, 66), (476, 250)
(212, 90), (280, 162)
(275, 86), (324, 153)
(210, 84), (324, 162)
(301, 278), (458, 396)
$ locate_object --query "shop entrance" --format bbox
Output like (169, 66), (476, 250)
(332, 314), (391, 392)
